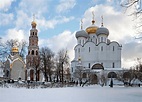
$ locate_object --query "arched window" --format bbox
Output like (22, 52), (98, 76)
(28, 51), (30, 55)
(108, 72), (117, 78)
(32, 50), (34, 55)
(36, 51), (38, 55)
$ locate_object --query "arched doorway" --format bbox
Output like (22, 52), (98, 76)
(37, 70), (40, 81)
(82, 73), (87, 78)
(108, 72), (117, 78)
(92, 63), (104, 70)
(90, 74), (98, 84)
(30, 70), (34, 81)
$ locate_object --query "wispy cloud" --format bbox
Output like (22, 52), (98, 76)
(0, 0), (15, 11)
(0, 13), (14, 26)
(56, 0), (76, 13)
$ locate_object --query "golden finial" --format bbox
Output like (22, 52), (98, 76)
(81, 19), (83, 30)
(31, 14), (37, 28)
(92, 11), (95, 25)
(101, 15), (103, 27)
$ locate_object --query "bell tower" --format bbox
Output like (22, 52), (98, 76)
(26, 15), (40, 81)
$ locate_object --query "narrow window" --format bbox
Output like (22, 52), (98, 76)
(113, 46), (115, 51)
(112, 62), (115, 68)
(89, 47), (90, 52)
(101, 37), (103, 42)
(28, 51), (30, 55)
(31, 50), (34, 55)
(33, 32), (34, 35)
(88, 63), (90, 68)
(72, 67), (73, 72)
(101, 46), (103, 51)
(36, 51), (38, 55)
(78, 48), (80, 53)
(79, 40), (81, 44)
(96, 39), (97, 44)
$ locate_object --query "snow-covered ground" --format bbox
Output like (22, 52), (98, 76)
(0, 85), (142, 102)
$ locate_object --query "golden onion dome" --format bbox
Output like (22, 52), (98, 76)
(86, 20), (98, 34)
(31, 21), (37, 28)
(12, 47), (19, 53)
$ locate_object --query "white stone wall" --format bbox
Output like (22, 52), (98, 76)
(11, 59), (25, 80)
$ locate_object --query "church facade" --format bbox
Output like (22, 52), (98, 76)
(71, 16), (122, 84)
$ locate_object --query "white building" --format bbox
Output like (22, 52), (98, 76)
(71, 16), (122, 84)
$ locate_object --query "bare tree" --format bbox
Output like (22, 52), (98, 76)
(0, 39), (8, 60)
(73, 66), (83, 83)
(40, 47), (54, 82)
(55, 49), (69, 83)
(133, 58), (142, 81)
(121, 0), (142, 35)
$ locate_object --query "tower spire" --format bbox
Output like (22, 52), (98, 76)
(92, 11), (95, 25)
(81, 19), (83, 30)
(101, 15), (104, 27)
(31, 14), (37, 28)
(33, 14), (35, 21)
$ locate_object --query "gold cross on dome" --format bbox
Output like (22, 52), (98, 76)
(33, 14), (35, 21)
(92, 11), (94, 20)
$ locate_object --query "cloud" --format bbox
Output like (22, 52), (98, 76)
(0, 0), (15, 11)
(36, 16), (74, 30)
(56, 0), (76, 13)
(3, 28), (27, 42)
(0, 13), (14, 26)
(18, 0), (49, 15)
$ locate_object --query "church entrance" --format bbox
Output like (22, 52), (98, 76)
(108, 72), (117, 78)
(91, 63), (104, 70)
(90, 74), (98, 84)
(30, 70), (34, 81)
(37, 70), (40, 81)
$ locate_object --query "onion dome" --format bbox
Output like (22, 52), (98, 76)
(31, 21), (37, 28)
(96, 26), (109, 36)
(12, 46), (19, 53)
(76, 30), (89, 38)
(86, 16), (98, 34)
(86, 25), (98, 34)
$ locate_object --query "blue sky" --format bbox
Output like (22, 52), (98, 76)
(1, 0), (142, 68)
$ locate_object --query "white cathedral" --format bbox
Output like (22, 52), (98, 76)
(71, 15), (122, 84)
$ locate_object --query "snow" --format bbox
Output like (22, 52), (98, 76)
(0, 85), (142, 102)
